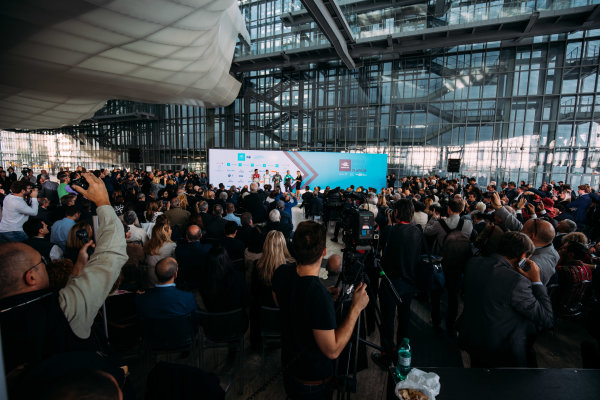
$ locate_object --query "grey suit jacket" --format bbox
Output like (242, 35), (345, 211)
(531, 244), (559, 286)
(458, 254), (554, 367)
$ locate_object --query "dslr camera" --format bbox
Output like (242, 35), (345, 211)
(70, 176), (89, 190)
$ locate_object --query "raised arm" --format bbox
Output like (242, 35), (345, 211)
(58, 173), (128, 338)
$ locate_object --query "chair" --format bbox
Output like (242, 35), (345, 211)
(141, 313), (198, 367)
(260, 306), (281, 377)
(198, 308), (248, 393)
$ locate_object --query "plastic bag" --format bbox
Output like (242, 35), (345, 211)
(395, 368), (440, 400)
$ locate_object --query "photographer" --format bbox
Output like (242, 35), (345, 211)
(0, 179), (39, 243)
(272, 221), (369, 399)
(371, 199), (423, 369)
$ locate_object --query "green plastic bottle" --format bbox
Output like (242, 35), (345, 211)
(396, 338), (411, 380)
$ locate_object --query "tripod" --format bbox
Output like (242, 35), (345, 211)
(333, 246), (404, 400)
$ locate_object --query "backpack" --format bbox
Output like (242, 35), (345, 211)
(439, 219), (471, 268)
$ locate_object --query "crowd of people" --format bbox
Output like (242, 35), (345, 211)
(0, 165), (598, 399)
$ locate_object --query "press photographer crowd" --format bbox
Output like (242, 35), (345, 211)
(0, 165), (599, 399)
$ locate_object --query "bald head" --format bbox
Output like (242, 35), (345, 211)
(186, 224), (202, 242)
(326, 254), (342, 275)
(0, 242), (48, 299)
(522, 219), (555, 246)
(155, 257), (178, 284)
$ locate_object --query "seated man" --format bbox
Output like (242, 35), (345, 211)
(264, 209), (293, 240)
(0, 172), (128, 374)
(221, 221), (245, 261)
(174, 224), (212, 289)
(50, 205), (80, 251)
(223, 202), (242, 226)
(459, 231), (554, 367)
(23, 218), (63, 261)
(164, 197), (191, 231)
(272, 221), (369, 399)
(135, 257), (198, 319)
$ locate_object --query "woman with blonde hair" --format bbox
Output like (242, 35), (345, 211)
(143, 222), (176, 288)
(145, 200), (163, 223)
(250, 230), (294, 348)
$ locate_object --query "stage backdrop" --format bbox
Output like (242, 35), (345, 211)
(209, 149), (388, 190)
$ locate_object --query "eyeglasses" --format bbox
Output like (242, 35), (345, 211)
(24, 256), (48, 278)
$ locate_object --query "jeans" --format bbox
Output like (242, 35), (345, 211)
(283, 375), (334, 400)
(0, 231), (28, 244)
(378, 279), (414, 355)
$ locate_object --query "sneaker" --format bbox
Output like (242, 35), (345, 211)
(370, 352), (392, 370)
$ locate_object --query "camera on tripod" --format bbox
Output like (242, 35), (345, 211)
(341, 207), (374, 248)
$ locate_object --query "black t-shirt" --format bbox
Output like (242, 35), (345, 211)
(272, 263), (336, 380)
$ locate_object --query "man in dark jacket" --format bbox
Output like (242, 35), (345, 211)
(136, 257), (198, 319)
(372, 199), (423, 368)
(459, 231), (554, 367)
(242, 183), (268, 224)
(174, 225), (211, 289)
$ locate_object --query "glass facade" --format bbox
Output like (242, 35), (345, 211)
(2, 2), (600, 187)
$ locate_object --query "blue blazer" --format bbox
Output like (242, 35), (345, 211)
(135, 286), (198, 320)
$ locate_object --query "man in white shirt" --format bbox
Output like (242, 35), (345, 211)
(0, 180), (39, 243)
(124, 211), (149, 246)
(263, 169), (271, 187)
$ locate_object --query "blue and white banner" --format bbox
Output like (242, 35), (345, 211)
(209, 149), (387, 190)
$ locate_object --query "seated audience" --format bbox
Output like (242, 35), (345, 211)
(205, 204), (226, 240)
(164, 197), (190, 231)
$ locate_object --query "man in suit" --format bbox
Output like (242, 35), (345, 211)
(458, 231), (554, 367)
(164, 197), (190, 231)
(174, 225), (212, 289)
(242, 183), (267, 224)
(205, 204), (227, 240)
(135, 257), (198, 319)
(39, 174), (59, 207)
(263, 209), (293, 240)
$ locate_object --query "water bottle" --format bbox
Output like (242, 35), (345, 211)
(396, 338), (411, 380)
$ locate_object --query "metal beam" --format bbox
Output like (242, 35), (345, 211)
(300, 0), (356, 69)
(233, 5), (600, 73)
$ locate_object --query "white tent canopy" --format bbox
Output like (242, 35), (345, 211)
(0, 0), (249, 130)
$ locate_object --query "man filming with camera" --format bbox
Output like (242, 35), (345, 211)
(0, 179), (39, 243)
(273, 221), (369, 399)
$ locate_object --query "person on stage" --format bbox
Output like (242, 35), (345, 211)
(273, 171), (282, 191)
(295, 171), (303, 194)
(252, 169), (260, 185)
(284, 170), (293, 192)
(263, 169), (271, 187)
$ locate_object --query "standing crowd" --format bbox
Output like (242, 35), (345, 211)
(0, 166), (598, 399)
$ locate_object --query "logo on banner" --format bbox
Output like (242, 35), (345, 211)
(339, 159), (351, 171)
(238, 153), (246, 161)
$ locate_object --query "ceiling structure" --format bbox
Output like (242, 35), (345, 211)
(232, 0), (600, 72)
(0, 0), (249, 130)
